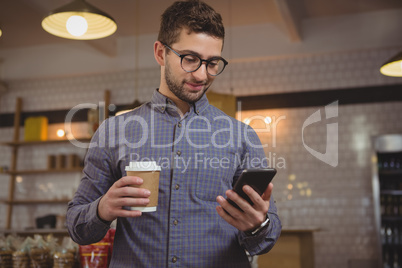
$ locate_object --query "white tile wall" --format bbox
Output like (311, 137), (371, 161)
(241, 101), (402, 267)
(0, 67), (160, 113)
(0, 46), (401, 267)
(215, 47), (402, 96)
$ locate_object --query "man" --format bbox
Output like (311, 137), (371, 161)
(67, 1), (281, 267)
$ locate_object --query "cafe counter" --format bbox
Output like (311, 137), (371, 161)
(256, 226), (320, 268)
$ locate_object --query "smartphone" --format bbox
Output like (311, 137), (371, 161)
(227, 168), (277, 211)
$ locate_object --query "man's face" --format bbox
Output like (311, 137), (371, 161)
(164, 30), (223, 103)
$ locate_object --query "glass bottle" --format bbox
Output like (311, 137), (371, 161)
(381, 195), (386, 216)
(399, 224), (402, 246)
(383, 155), (389, 170)
(384, 251), (391, 268)
(386, 225), (393, 245)
(393, 250), (400, 268)
(381, 225), (386, 245)
(390, 157), (396, 170)
(399, 196), (402, 217)
(393, 196), (400, 216)
(395, 157), (401, 170)
(378, 154), (383, 170)
(393, 225), (399, 245)
(386, 195), (393, 216)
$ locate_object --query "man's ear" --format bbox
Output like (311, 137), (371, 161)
(154, 41), (165, 66)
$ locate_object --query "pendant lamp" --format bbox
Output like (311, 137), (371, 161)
(380, 51), (402, 77)
(42, 0), (117, 40)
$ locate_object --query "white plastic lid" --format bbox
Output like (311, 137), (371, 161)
(125, 161), (161, 171)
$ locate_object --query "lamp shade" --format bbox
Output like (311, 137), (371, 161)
(0, 28), (2, 38)
(42, 0), (117, 40)
(380, 51), (402, 77)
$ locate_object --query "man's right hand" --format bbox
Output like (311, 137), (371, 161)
(98, 176), (151, 222)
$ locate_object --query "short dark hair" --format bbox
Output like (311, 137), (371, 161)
(158, 0), (225, 46)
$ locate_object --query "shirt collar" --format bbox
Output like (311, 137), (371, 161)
(151, 89), (209, 116)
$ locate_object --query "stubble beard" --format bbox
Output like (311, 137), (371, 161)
(165, 64), (211, 104)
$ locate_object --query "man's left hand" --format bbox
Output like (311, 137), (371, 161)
(216, 183), (273, 233)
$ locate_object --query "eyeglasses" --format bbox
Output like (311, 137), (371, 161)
(162, 42), (228, 76)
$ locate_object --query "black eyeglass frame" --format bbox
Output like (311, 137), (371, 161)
(161, 42), (228, 76)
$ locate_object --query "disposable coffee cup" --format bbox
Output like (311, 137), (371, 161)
(125, 161), (161, 212)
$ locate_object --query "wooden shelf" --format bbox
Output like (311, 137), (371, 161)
(381, 216), (402, 222)
(1, 92), (108, 229)
(380, 190), (402, 195)
(0, 138), (91, 147)
(379, 169), (402, 176)
(0, 199), (71, 205)
(3, 167), (83, 175)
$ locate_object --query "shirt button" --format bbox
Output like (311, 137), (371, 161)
(178, 122), (182, 128)
(173, 219), (178, 225)
(176, 151), (181, 156)
(172, 256), (177, 263)
(175, 184), (180, 190)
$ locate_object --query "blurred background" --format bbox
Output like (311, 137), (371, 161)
(0, 1), (402, 267)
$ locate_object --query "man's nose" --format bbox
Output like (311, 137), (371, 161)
(191, 62), (208, 81)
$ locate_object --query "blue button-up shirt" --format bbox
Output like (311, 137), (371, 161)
(67, 89), (281, 267)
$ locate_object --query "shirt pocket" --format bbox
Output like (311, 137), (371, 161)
(195, 148), (237, 202)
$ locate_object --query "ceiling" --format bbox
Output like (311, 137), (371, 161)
(1, 0), (402, 51)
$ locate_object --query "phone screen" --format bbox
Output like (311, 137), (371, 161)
(227, 168), (277, 210)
